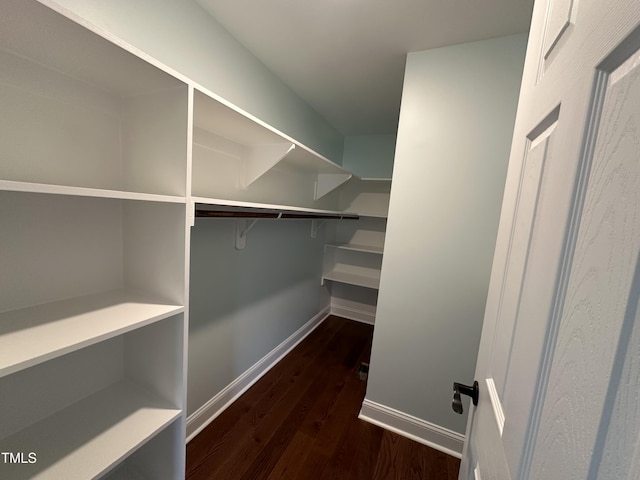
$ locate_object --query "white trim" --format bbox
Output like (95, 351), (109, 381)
(358, 399), (465, 458)
(186, 306), (330, 442)
(485, 378), (505, 436)
(330, 304), (375, 325)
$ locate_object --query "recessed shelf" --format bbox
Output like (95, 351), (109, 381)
(0, 381), (181, 480)
(0, 289), (184, 378)
(323, 270), (381, 290)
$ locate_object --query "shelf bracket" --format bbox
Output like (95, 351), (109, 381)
(311, 219), (326, 238)
(314, 173), (352, 200)
(235, 219), (259, 250)
(242, 143), (296, 188)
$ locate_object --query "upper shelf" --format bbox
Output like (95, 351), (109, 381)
(0, 0), (189, 198)
(192, 90), (353, 203)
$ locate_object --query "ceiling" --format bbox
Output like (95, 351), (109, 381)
(195, 0), (534, 136)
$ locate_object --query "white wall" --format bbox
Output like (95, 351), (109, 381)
(365, 34), (527, 435)
(47, 0), (344, 162)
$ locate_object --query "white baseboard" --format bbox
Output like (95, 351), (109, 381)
(186, 306), (331, 443)
(359, 399), (464, 459)
(330, 304), (375, 325)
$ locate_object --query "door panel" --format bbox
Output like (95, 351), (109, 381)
(490, 111), (556, 397)
(528, 40), (640, 480)
(593, 51), (640, 480)
(542, 0), (577, 60)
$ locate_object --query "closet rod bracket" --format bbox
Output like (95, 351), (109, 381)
(311, 219), (326, 238)
(236, 219), (259, 249)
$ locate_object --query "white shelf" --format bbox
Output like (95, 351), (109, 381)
(192, 90), (351, 205)
(0, 180), (186, 204)
(192, 196), (354, 217)
(0, 289), (184, 378)
(323, 270), (381, 290)
(0, 381), (181, 480)
(338, 178), (391, 218)
(326, 243), (384, 255)
(193, 90), (348, 175)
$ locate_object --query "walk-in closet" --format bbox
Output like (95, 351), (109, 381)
(0, 0), (530, 478)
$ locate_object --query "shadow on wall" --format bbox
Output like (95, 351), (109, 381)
(189, 218), (327, 330)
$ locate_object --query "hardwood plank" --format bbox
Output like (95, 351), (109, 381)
(186, 315), (461, 480)
(264, 431), (315, 480)
(347, 420), (384, 479)
(372, 431), (406, 480)
(290, 446), (329, 480)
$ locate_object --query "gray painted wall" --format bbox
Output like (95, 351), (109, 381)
(366, 34), (527, 434)
(343, 134), (396, 178)
(49, 0), (344, 162)
(188, 219), (328, 415)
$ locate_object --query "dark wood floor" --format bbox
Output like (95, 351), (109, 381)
(186, 315), (460, 480)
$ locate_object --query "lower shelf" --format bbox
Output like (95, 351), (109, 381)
(323, 270), (380, 290)
(0, 381), (181, 480)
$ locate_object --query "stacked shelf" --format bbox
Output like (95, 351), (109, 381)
(0, 1), (188, 478)
(321, 179), (392, 323)
(322, 244), (383, 289)
(322, 179), (391, 290)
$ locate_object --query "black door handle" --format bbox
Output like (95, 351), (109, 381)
(452, 381), (479, 414)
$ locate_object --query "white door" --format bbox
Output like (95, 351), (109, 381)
(459, 0), (640, 478)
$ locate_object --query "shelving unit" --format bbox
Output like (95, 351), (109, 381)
(0, 1), (189, 478)
(322, 178), (392, 323)
(1, 0), (396, 475)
